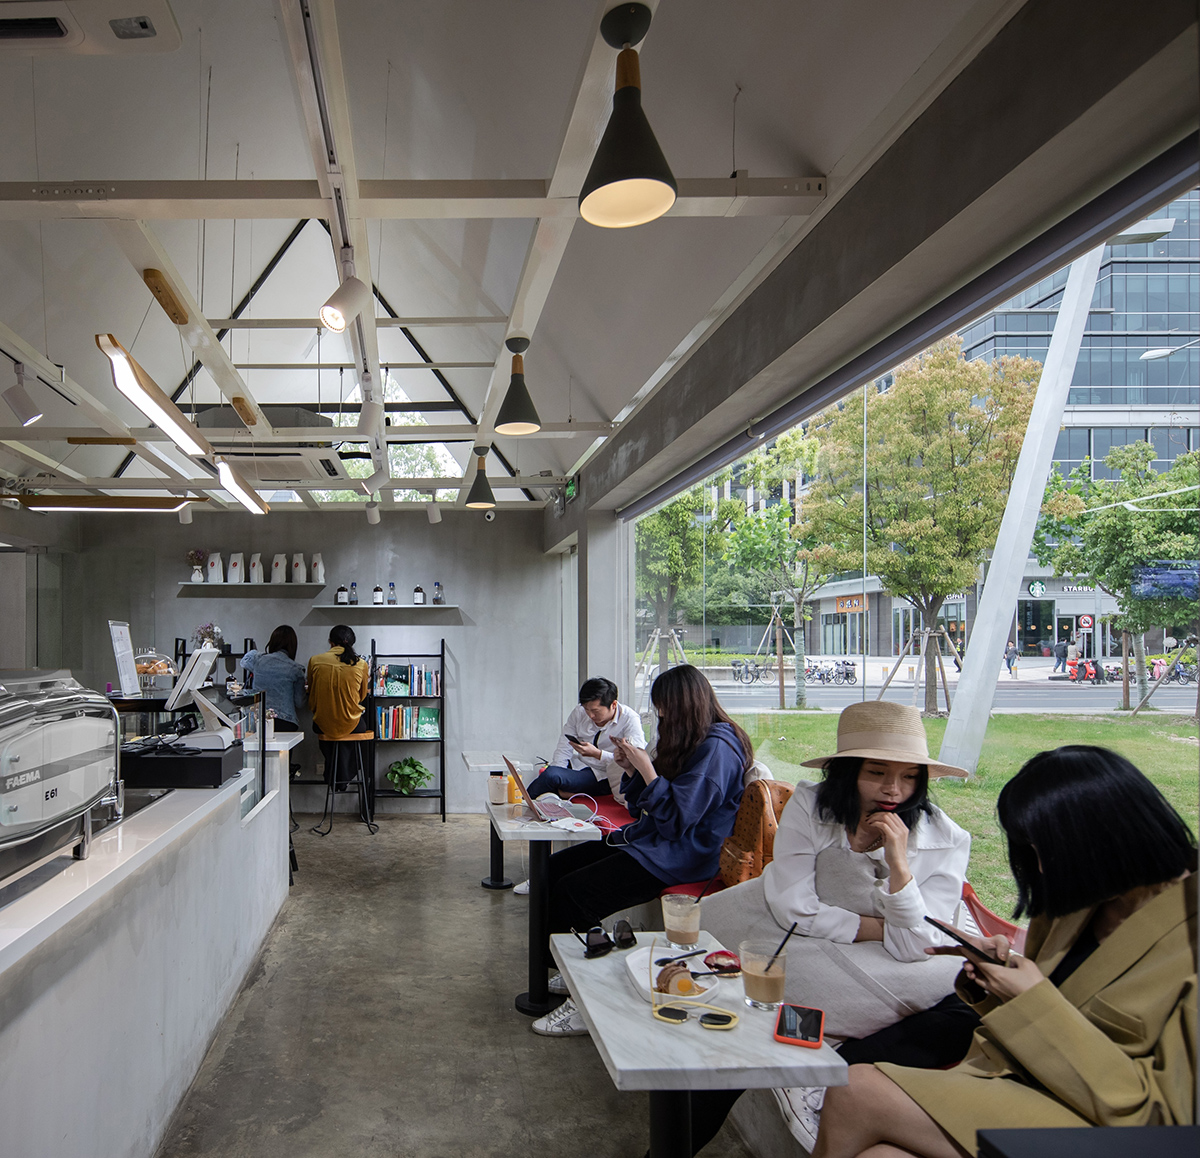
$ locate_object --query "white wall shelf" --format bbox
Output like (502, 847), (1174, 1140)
(178, 583), (327, 597)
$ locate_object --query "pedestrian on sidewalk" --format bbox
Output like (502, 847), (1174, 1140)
(1004, 641), (1018, 679)
(1052, 637), (1068, 673)
(1067, 636), (1079, 663)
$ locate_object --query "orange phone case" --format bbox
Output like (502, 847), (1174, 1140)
(773, 1004), (825, 1049)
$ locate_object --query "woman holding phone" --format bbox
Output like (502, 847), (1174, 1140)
(532, 665), (750, 1037)
(814, 745), (1196, 1156)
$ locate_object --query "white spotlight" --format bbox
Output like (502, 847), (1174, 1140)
(320, 276), (372, 333)
(359, 468), (389, 497)
(366, 501), (381, 525)
(427, 499), (442, 525)
(178, 504), (193, 525)
(357, 399), (384, 433)
(4, 364), (43, 427)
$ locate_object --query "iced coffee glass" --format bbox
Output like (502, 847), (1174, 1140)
(660, 894), (701, 950)
(739, 939), (787, 1009)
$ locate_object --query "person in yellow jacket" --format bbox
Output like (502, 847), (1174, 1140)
(307, 624), (371, 786)
(813, 745), (1196, 1157)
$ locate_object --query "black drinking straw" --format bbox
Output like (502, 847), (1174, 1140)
(693, 872), (721, 904)
(765, 922), (798, 973)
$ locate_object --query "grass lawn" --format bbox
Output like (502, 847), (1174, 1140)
(730, 710), (1200, 921)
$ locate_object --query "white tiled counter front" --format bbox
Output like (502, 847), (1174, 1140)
(0, 758), (290, 1158)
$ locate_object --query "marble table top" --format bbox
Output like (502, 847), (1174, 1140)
(551, 930), (848, 1092)
(461, 750), (539, 774)
(485, 800), (602, 844)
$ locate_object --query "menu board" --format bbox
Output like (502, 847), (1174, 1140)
(108, 620), (141, 696)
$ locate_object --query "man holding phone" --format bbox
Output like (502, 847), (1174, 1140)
(523, 677), (646, 806)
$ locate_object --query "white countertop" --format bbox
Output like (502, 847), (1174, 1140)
(551, 931), (847, 1092)
(462, 750), (539, 774)
(485, 800), (602, 843)
(0, 775), (251, 976)
(265, 732), (305, 753)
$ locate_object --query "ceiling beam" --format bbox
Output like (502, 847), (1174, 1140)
(208, 316), (509, 329)
(25, 475), (565, 491)
(0, 177), (826, 221)
(231, 362), (494, 371)
(106, 220), (271, 436)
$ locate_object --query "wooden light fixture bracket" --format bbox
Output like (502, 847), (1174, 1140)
(142, 269), (190, 325)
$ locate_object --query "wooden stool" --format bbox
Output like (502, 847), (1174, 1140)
(312, 737), (377, 836)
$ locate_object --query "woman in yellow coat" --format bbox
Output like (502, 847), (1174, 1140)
(814, 745), (1196, 1157)
(307, 624), (371, 786)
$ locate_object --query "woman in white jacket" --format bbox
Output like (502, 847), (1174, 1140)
(702, 700), (971, 1039)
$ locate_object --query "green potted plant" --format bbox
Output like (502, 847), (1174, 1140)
(387, 756), (432, 795)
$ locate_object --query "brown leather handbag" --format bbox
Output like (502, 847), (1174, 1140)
(719, 778), (795, 887)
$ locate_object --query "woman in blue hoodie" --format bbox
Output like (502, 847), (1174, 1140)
(533, 665), (750, 1037)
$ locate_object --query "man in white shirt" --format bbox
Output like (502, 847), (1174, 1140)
(525, 677), (646, 807)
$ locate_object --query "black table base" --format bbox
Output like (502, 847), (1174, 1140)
(649, 1090), (692, 1158)
(481, 823), (513, 890)
(515, 842), (561, 1016)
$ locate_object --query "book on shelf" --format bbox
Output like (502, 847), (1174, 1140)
(375, 704), (441, 741)
(372, 661), (441, 698)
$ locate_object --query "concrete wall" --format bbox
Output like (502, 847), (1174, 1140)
(0, 552), (25, 667)
(59, 508), (563, 814)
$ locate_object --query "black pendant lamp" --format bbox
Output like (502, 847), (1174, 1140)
(464, 446), (496, 509)
(579, 3), (677, 228)
(495, 336), (541, 436)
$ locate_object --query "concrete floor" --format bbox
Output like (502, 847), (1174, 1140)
(155, 814), (756, 1158)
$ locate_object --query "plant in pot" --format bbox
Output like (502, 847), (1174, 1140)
(186, 548), (208, 583)
(387, 756), (432, 795)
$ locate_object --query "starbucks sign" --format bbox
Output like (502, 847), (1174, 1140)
(1027, 580), (1047, 597)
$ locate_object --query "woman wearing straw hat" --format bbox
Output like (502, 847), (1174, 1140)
(702, 701), (970, 1044)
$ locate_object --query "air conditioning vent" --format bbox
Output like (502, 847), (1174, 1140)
(0, 17), (67, 39)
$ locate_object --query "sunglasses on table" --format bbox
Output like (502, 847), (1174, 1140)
(571, 919), (637, 958)
(651, 1000), (739, 1030)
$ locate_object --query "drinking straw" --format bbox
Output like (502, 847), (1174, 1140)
(693, 872), (721, 904)
(765, 922), (798, 973)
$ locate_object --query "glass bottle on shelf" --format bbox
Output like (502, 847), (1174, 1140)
(349, 581), (359, 605)
(373, 583), (384, 605)
(387, 582), (397, 605)
(336, 583), (349, 605)
(413, 584), (426, 605)
(433, 581), (444, 605)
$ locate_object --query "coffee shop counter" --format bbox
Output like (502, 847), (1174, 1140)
(0, 749), (290, 1158)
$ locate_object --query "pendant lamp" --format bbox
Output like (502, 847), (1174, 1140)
(494, 336), (541, 436)
(579, 3), (676, 228)
(464, 446), (495, 509)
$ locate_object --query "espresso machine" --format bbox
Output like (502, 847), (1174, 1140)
(0, 670), (122, 885)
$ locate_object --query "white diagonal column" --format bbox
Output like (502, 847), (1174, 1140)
(938, 244), (1105, 773)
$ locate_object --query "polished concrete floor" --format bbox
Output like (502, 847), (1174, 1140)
(155, 814), (756, 1158)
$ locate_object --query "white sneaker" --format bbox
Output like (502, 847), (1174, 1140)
(531, 999), (589, 1037)
(772, 1086), (824, 1151)
(513, 879), (530, 895)
(548, 972), (569, 995)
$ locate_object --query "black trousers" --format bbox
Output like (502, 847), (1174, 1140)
(547, 841), (667, 944)
(683, 995), (982, 1156)
(314, 719), (371, 787)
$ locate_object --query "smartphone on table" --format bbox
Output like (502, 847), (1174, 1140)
(923, 916), (1004, 966)
(774, 1003), (825, 1048)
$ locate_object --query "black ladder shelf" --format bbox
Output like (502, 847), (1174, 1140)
(368, 638), (447, 822)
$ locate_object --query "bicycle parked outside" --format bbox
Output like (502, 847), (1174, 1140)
(731, 658), (776, 685)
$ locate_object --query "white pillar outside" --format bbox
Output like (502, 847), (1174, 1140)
(939, 244), (1105, 774)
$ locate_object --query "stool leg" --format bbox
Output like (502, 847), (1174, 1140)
(356, 742), (378, 834)
(311, 750), (335, 836)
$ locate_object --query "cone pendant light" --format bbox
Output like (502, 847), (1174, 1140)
(464, 446), (496, 509)
(579, 4), (676, 228)
(495, 336), (541, 436)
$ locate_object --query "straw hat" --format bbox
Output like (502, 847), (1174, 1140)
(801, 700), (967, 778)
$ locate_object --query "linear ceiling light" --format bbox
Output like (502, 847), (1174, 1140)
(95, 334), (213, 458)
(494, 336), (542, 436)
(3, 363), (43, 427)
(19, 495), (205, 514)
(464, 446), (496, 509)
(579, 3), (677, 228)
(215, 457), (270, 515)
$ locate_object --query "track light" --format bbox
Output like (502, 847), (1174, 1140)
(20, 495), (204, 514)
(215, 457), (270, 515)
(464, 446), (495, 509)
(366, 501), (381, 525)
(426, 493), (442, 524)
(358, 398), (384, 433)
(359, 468), (389, 497)
(3, 364), (42, 427)
(495, 336), (541, 436)
(320, 248), (372, 333)
(179, 504), (193, 524)
(579, 4), (676, 228)
(96, 335), (213, 458)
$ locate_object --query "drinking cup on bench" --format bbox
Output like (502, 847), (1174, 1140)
(661, 893), (701, 950)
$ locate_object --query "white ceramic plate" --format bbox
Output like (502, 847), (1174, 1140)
(624, 946), (721, 1004)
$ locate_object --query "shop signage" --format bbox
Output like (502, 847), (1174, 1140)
(835, 595), (864, 613)
(1027, 581), (1047, 597)
(1062, 584), (1095, 593)
(1079, 615), (1094, 629)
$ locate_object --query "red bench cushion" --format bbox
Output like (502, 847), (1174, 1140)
(662, 879), (727, 898)
(592, 797), (635, 828)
